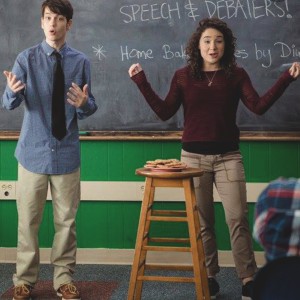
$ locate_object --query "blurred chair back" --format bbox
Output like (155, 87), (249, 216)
(253, 256), (300, 300)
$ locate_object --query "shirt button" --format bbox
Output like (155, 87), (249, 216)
(51, 149), (55, 152)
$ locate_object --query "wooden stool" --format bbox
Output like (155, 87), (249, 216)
(127, 168), (210, 300)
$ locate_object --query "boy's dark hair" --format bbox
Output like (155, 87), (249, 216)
(42, 0), (73, 22)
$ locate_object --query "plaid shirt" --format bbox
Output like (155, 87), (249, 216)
(253, 177), (300, 261)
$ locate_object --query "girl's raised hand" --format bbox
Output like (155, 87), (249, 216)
(128, 63), (143, 77)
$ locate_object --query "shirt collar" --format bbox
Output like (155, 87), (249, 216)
(41, 40), (69, 58)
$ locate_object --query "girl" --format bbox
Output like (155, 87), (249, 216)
(128, 18), (300, 299)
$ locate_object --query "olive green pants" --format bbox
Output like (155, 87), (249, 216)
(13, 164), (80, 290)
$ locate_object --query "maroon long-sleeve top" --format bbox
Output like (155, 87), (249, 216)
(131, 65), (294, 154)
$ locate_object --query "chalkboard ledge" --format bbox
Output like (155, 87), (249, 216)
(0, 131), (299, 141)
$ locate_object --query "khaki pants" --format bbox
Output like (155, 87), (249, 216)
(13, 164), (80, 290)
(181, 150), (257, 279)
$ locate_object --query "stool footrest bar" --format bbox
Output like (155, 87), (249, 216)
(148, 216), (187, 222)
(145, 264), (194, 271)
(152, 210), (187, 216)
(137, 275), (195, 283)
(149, 237), (190, 244)
(143, 245), (191, 252)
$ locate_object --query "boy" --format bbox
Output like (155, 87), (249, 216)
(2, 1), (98, 299)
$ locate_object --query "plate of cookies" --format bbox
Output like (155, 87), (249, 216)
(144, 159), (187, 172)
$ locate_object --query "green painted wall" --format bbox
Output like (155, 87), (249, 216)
(0, 140), (299, 251)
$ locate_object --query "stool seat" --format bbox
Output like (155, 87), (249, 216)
(136, 167), (204, 179)
(127, 167), (210, 300)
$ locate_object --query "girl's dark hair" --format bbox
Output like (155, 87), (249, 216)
(42, 0), (73, 22)
(186, 18), (237, 79)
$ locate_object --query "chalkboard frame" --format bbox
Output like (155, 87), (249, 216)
(0, 130), (299, 141)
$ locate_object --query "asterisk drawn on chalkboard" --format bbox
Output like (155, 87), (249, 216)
(92, 45), (107, 60)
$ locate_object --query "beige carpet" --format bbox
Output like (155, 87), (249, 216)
(1, 280), (119, 300)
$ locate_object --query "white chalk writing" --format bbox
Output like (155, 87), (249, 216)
(205, 0), (290, 19)
(116, 41), (299, 69)
(184, 0), (199, 21)
(119, 2), (180, 23)
(119, 0), (291, 23)
(252, 41), (300, 68)
(94, 0), (297, 70)
(120, 46), (154, 61)
(274, 42), (300, 58)
(162, 44), (187, 59)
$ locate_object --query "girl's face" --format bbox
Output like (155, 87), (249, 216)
(199, 28), (225, 70)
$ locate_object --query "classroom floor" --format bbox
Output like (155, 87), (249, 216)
(0, 263), (243, 299)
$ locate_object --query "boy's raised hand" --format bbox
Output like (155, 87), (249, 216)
(3, 71), (25, 93)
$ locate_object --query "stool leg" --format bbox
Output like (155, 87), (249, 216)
(183, 178), (210, 300)
(135, 184), (155, 299)
(127, 177), (155, 300)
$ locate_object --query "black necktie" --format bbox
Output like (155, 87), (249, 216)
(52, 52), (66, 141)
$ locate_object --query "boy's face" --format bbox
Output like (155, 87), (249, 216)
(41, 6), (72, 47)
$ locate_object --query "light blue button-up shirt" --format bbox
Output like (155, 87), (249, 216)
(2, 40), (98, 174)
